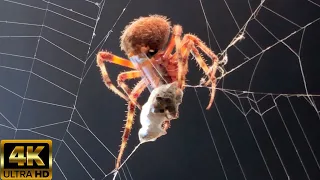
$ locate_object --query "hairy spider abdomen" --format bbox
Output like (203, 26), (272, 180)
(120, 15), (171, 55)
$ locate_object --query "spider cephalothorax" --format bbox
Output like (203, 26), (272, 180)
(120, 15), (171, 55)
(96, 14), (222, 171)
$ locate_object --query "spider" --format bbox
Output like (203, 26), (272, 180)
(96, 14), (223, 170)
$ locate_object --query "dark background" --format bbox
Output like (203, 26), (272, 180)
(0, 0), (320, 180)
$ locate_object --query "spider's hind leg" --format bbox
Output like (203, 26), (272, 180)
(178, 35), (219, 110)
(190, 45), (217, 110)
(116, 80), (147, 170)
(183, 34), (220, 87)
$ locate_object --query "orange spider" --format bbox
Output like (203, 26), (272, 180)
(96, 15), (221, 170)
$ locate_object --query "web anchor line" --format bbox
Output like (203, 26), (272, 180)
(111, 143), (143, 180)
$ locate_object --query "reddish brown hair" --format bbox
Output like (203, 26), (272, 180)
(120, 15), (171, 55)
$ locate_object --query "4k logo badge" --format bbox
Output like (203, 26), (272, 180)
(0, 140), (52, 180)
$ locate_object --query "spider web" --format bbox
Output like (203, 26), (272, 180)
(0, 0), (319, 180)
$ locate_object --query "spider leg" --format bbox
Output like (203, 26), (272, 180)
(177, 36), (218, 110)
(116, 80), (147, 170)
(163, 29), (196, 89)
(176, 38), (192, 89)
(117, 70), (142, 109)
(183, 34), (220, 87)
(189, 45), (217, 109)
(116, 101), (135, 170)
(163, 25), (182, 59)
(129, 79), (147, 104)
(172, 26), (185, 89)
(97, 51), (135, 68)
(96, 51), (135, 102)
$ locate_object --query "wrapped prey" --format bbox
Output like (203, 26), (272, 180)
(138, 82), (183, 143)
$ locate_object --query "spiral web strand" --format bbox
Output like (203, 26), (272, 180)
(0, 0), (319, 179)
